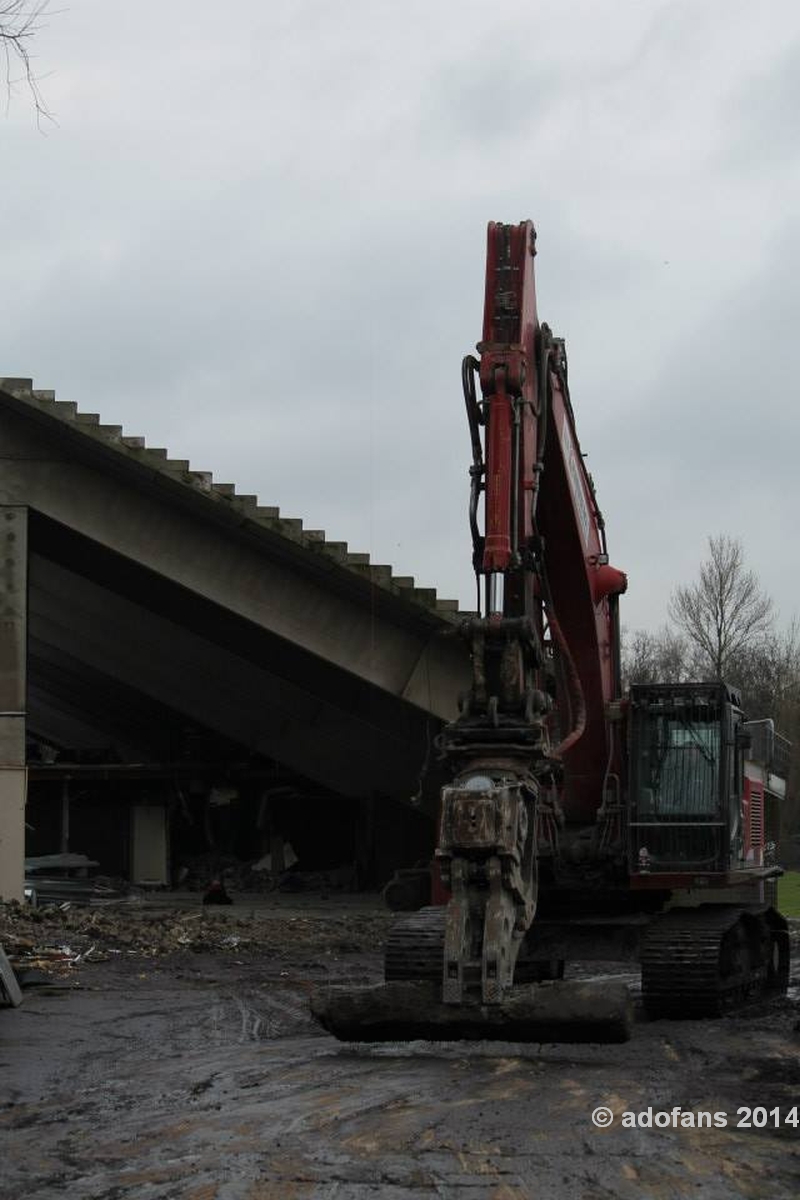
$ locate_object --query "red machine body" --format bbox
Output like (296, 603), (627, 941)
(313, 221), (791, 1042)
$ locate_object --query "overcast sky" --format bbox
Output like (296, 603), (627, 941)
(3, 0), (798, 635)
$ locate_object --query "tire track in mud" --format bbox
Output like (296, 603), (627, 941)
(2, 949), (800, 1199)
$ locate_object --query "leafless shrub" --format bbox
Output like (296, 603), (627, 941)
(1, 1), (54, 125)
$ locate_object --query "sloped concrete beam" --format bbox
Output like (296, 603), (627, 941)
(0, 410), (469, 720)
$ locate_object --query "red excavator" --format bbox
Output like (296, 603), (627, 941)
(313, 221), (790, 1042)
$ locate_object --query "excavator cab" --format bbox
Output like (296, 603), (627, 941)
(627, 681), (790, 1019)
(628, 682), (762, 880)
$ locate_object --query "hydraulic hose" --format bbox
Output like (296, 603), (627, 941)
(547, 606), (587, 758)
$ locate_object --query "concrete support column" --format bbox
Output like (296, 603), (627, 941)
(0, 506), (27, 902)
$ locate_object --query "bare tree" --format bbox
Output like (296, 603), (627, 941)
(1, 1), (53, 123)
(621, 628), (659, 687)
(621, 626), (691, 688)
(729, 619), (800, 719)
(668, 534), (774, 680)
(733, 621), (800, 845)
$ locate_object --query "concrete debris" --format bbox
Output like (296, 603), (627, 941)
(251, 842), (298, 872)
(25, 853), (100, 872)
(0, 900), (393, 973)
(176, 853), (356, 893)
(0, 945), (23, 1006)
(24, 876), (142, 907)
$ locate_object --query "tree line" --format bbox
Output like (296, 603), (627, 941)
(622, 534), (800, 839)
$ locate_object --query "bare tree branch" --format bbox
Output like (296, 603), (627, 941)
(1, 1), (54, 126)
(621, 625), (691, 688)
(668, 534), (774, 680)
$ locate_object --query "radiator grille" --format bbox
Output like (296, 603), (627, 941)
(749, 788), (763, 850)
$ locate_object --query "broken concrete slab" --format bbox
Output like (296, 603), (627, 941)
(0, 944), (23, 1006)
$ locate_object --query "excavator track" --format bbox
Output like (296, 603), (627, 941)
(389, 905), (791, 1019)
(385, 907), (444, 983)
(641, 906), (790, 1019)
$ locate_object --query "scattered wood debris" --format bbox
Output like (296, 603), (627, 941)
(0, 900), (392, 976)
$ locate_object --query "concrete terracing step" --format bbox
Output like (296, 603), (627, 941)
(54, 400), (77, 417)
(412, 588), (437, 608)
(346, 560), (394, 588)
(231, 494), (258, 515)
(0, 375), (469, 623)
(274, 517), (303, 540)
(319, 541), (348, 562)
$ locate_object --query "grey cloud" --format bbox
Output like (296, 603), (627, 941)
(722, 40), (800, 167)
(3, 0), (799, 626)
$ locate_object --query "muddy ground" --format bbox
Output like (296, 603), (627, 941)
(2, 896), (800, 1200)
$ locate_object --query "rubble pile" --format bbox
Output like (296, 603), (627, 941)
(0, 901), (392, 971)
(176, 854), (358, 893)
